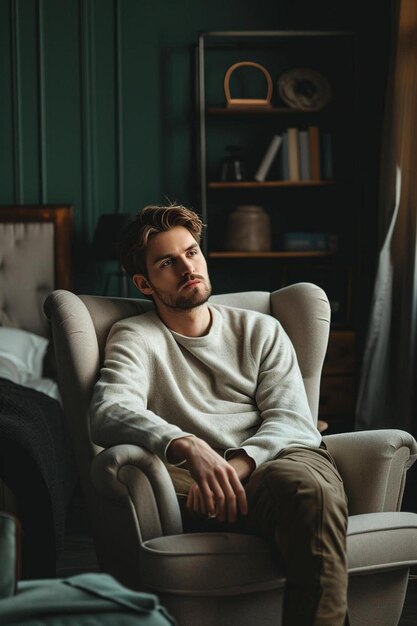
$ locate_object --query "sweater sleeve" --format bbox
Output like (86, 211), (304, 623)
(226, 317), (321, 467)
(89, 321), (193, 462)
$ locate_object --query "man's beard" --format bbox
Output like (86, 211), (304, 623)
(151, 274), (212, 311)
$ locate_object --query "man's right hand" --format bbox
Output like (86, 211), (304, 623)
(167, 436), (248, 523)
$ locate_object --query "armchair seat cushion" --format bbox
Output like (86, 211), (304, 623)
(141, 533), (285, 595)
(347, 512), (417, 573)
(141, 512), (417, 597)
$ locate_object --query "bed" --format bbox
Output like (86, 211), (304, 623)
(0, 204), (76, 578)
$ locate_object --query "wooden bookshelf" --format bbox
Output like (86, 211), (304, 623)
(197, 30), (358, 435)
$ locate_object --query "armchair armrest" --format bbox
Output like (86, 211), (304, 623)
(91, 444), (183, 541)
(323, 429), (417, 515)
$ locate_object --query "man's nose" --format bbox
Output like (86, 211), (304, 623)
(180, 256), (195, 275)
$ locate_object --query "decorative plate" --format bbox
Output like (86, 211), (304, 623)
(278, 68), (332, 111)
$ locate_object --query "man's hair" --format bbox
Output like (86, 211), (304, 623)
(118, 203), (205, 277)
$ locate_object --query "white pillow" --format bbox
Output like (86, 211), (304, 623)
(0, 356), (23, 385)
(0, 327), (48, 378)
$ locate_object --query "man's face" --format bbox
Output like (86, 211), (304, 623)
(133, 226), (212, 311)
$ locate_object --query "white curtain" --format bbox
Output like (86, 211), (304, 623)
(356, 0), (417, 432)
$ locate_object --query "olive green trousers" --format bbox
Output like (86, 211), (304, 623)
(167, 444), (348, 626)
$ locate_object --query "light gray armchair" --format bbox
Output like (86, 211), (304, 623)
(44, 283), (417, 626)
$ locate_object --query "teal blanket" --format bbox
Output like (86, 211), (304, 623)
(0, 573), (177, 625)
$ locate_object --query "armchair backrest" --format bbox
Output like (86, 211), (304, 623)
(44, 282), (330, 499)
(210, 283), (331, 421)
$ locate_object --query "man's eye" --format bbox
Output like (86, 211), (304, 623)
(188, 249), (198, 256)
(161, 258), (173, 268)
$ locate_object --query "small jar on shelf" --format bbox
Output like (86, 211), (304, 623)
(220, 145), (247, 182)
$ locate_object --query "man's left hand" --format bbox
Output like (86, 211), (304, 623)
(186, 451), (255, 522)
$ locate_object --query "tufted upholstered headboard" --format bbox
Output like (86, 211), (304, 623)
(0, 205), (73, 337)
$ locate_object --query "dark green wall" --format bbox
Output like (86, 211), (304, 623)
(0, 0), (375, 294)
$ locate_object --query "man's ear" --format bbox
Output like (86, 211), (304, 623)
(133, 274), (153, 296)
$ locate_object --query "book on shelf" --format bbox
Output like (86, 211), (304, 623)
(298, 130), (311, 181)
(321, 132), (334, 180)
(283, 231), (337, 252)
(308, 126), (321, 180)
(254, 134), (283, 182)
(287, 127), (300, 182)
(280, 131), (289, 181)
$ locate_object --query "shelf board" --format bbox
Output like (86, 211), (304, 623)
(207, 107), (310, 115)
(209, 250), (333, 259)
(203, 30), (354, 38)
(208, 180), (334, 189)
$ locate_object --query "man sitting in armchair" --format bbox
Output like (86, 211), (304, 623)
(90, 203), (348, 626)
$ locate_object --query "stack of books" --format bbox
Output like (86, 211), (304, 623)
(254, 126), (333, 183)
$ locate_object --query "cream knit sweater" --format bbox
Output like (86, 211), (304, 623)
(90, 304), (321, 468)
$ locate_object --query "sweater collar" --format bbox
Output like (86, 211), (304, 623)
(169, 305), (221, 347)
